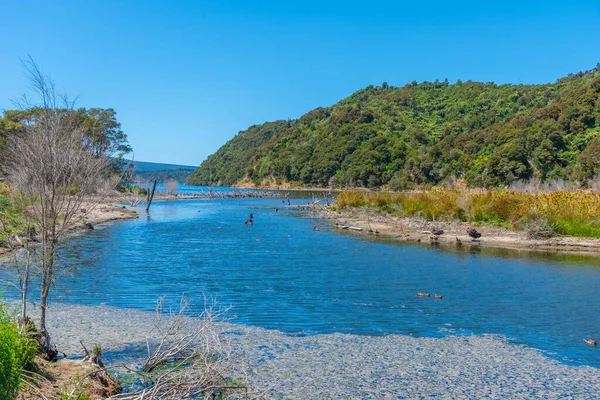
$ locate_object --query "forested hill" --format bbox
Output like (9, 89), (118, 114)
(187, 66), (600, 189)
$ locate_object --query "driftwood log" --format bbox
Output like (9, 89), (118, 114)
(146, 179), (157, 212)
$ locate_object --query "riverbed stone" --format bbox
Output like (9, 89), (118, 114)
(15, 302), (600, 399)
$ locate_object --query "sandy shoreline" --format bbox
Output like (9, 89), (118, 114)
(8, 301), (598, 399)
(319, 207), (600, 257)
(0, 199), (138, 258)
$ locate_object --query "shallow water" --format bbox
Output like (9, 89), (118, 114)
(2, 196), (600, 368)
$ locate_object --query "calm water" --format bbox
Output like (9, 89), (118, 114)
(3, 196), (600, 367)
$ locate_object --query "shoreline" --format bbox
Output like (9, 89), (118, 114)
(14, 301), (600, 398)
(0, 199), (138, 258)
(320, 207), (600, 257)
(4, 198), (600, 397)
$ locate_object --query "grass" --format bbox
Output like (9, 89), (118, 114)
(0, 299), (39, 400)
(336, 189), (600, 238)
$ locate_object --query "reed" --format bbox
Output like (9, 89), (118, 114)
(336, 189), (600, 238)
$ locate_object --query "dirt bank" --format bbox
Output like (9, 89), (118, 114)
(20, 356), (121, 400)
(325, 207), (600, 256)
(0, 201), (138, 258)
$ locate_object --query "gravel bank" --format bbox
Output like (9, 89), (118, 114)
(17, 302), (600, 399)
(320, 207), (600, 257)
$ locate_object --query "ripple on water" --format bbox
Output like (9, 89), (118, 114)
(1, 197), (600, 369)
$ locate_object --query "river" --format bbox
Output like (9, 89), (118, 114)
(2, 194), (600, 369)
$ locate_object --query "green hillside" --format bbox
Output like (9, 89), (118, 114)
(187, 66), (600, 189)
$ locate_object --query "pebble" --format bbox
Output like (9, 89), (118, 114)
(16, 302), (600, 399)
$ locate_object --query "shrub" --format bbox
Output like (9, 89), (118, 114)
(336, 189), (600, 238)
(517, 213), (556, 239)
(0, 302), (38, 400)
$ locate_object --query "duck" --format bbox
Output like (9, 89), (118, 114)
(430, 229), (444, 242)
(456, 237), (463, 245)
(417, 292), (430, 297)
(434, 294), (443, 299)
(467, 228), (482, 241)
(313, 226), (320, 231)
(584, 339), (597, 347)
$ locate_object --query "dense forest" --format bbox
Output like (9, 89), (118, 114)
(187, 66), (600, 189)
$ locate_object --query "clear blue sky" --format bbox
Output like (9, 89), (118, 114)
(1, 1), (599, 166)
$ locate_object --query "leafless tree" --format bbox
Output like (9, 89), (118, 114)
(164, 178), (178, 196)
(46, 296), (254, 399)
(2, 57), (112, 357)
(0, 197), (37, 325)
(104, 297), (240, 399)
(590, 175), (600, 192)
(53, 297), (270, 400)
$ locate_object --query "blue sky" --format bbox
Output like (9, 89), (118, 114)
(1, 1), (599, 166)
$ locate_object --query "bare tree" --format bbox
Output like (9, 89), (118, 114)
(164, 178), (178, 196)
(0, 196), (37, 325)
(3, 57), (112, 357)
(49, 297), (269, 400)
(105, 297), (239, 399)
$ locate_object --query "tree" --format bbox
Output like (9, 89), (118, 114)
(164, 178), (178, 195)
(1, 107), (131, 167)
(78, 108), (132, 158)
(3, 58), (113, 358)
(574, 135), (600, 182)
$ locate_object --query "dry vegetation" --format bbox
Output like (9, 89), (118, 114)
(336, 188), (600, 239)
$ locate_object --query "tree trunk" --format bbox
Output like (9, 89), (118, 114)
(20, 260), (30, 323)
(146, 179), (157, 212)
(39, 240), (58, 360)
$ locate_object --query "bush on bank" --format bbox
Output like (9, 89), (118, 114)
(0, 301), (38, 400)
(336, 189), (600, 238)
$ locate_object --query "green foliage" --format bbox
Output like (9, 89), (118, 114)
(188, 66), (600, 189)
(120, 185), (148, 195)
(61, 383), (91, 400)
(0, 107), (131, 166)
(0, 185), (24, 242)
(0, 300), (38, 400)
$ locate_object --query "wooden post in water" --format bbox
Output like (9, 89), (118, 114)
(146, 179), (157, 212)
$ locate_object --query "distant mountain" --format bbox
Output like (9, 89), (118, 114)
(187, 66), (600, 189)
(127, 160), (196, 184)
(129, 160), (196, 172)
